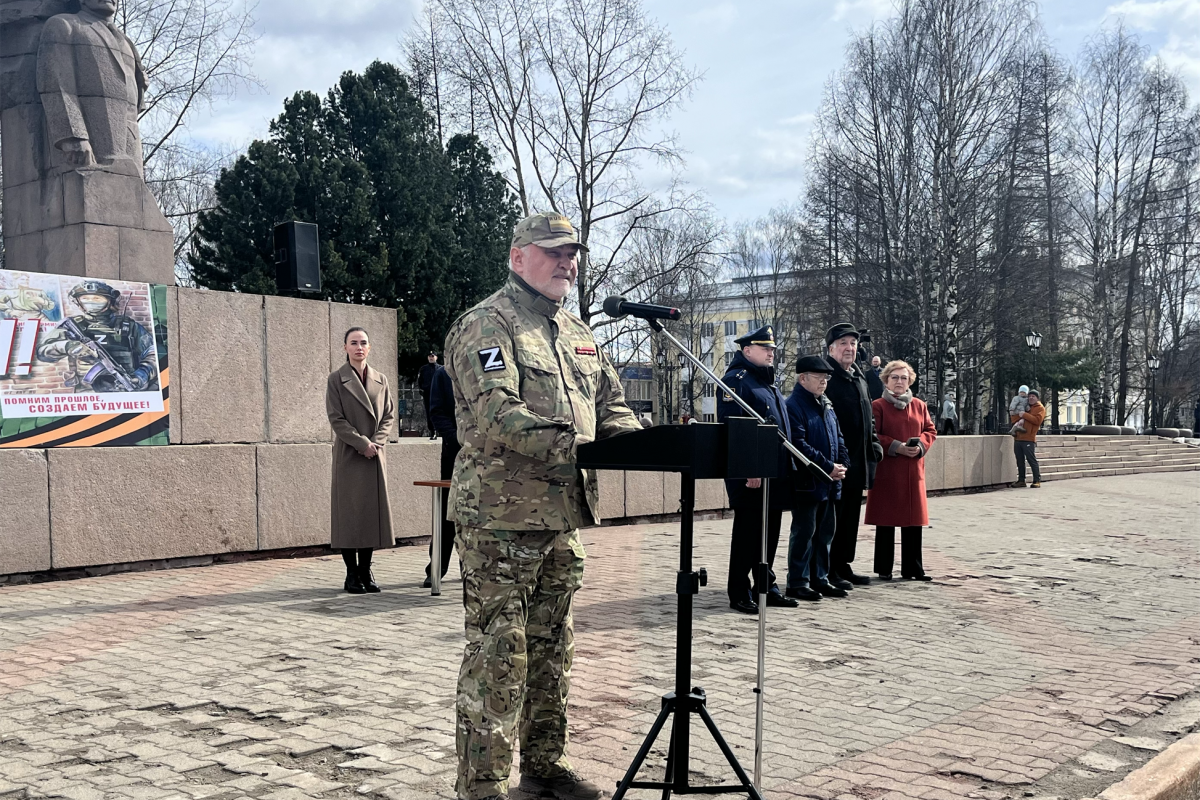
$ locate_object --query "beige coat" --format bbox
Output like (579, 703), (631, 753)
(326, 362), (395, 549)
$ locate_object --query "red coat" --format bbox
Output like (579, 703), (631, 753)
(864, 396), (937, 527)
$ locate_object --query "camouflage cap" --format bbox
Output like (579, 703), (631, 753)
(511, 212), (589, 252)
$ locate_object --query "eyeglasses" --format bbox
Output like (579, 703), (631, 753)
(803, 374), (830, 383)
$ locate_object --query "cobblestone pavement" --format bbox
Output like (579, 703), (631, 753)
(1, 472), (1197, 800)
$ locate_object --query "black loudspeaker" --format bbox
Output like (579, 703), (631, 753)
(273, 221), (321, 293)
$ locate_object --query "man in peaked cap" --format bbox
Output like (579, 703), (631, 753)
(717, 323), (799, 614)
(443, 211), (642, 800)
(822, 322), (884, 589)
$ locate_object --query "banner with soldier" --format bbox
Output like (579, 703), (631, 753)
(0, 269), (169, 448)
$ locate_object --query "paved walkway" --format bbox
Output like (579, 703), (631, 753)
(0, 472), (1197, 800)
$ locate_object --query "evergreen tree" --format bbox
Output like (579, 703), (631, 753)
(189, 61), (518, 361)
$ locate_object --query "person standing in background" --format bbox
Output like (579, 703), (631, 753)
(418, 351), (440, 438)
(1010, 389), (1047, 488)
(326, 327), (396, 594)
(423, 361), (461, 588)
(867, 360), (937, 581)
(718, 324), (800, 615)
(941, 392), (958, 435)
(822, 323), (884, 588)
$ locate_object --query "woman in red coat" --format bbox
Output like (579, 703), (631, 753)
(865, 360), (937, 580)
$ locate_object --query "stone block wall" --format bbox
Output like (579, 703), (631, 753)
(0, 435), (1019, 577)
(169, 288), (400, 445)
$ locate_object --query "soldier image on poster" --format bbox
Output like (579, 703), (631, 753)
(36, 280), (158, 393)
(0, 278), (58, 321)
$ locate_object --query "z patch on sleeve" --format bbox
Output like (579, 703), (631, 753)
(478, 347), (507, 373)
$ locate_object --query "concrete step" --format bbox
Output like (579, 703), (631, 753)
(1040, 454), (1200, 467)
(1039, 463), (1200, 481)
(1031, 436), (1200, 482)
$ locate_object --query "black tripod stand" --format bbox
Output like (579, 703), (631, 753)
(577, 319), (831, 799)
(613, 474), (764, 799)
(579, 420), (779, 799)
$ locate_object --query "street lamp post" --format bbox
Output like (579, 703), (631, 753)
(676, 352), (686, 421)
(1148, 355), (1160, 432)
(1025, 329), (1043, 388)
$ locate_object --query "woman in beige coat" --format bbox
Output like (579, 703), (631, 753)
(326, 327), (396, 593)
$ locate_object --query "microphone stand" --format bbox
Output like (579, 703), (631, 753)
(640, 317), (834, 797)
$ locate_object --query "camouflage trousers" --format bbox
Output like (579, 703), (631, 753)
(455, 526), (585, 800)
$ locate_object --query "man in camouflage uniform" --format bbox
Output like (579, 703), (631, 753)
(36, 280), (157, 392)
(444, 212), (642, 800)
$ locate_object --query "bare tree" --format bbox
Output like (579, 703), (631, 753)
(418, 0), (701, 321)
(115, 0), (260, 281)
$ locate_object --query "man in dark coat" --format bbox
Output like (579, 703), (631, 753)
(718, 324), (799, 614)
(823, 323), (884, 586)
(784, 355), (850, 601)
(423, 363), (462, 587)
(417, 351), (440, 437)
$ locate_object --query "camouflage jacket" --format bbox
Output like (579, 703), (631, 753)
(444, 273), (642, 530)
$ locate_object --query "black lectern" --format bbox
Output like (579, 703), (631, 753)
(578, 419), (778, 799)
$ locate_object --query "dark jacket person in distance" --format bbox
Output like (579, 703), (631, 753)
(717, 324), (798, 614)
(423, 363), (461, 586)
(823, 322), (884, 586)
(784, 355), (851, 601)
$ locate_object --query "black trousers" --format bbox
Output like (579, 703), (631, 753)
(426, 433), (462, 579)
(1014, 441), (1041, 483)
(341, 548), (373, 571)
(942, 420), (957, 435)
(830, 477), (865, 574)
(873, 526), (924, 577)
(728, 499), (783, 603)
(421, 393), (433, 435)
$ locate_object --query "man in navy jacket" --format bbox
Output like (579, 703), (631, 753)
(717, 325), (799, 614)
(784, 355), (850, 601)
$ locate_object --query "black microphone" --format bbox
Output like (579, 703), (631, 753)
(602, 296), (682, 322)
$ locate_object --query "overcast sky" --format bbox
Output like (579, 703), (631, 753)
(188, 0), (1200, 224)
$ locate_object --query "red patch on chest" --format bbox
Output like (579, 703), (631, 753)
(575, 346), (597, 356)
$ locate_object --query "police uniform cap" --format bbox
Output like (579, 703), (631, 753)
(511, 212), (589, 252)
(734, 324), (777, 349)
(70, 280), (120, 302)
(796, 355), (835, 374)
(825, 322), (860, 346)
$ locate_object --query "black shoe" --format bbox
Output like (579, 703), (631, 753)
(518, 769), (607, 799)
(903, 574), (933, 582)
(361, 568), (381, 593)
(344, 573), (366, 594)
(1008, 480), (1027, 488)
(764, 591), (799, 608)
(814, 581), (848, 598)
(729, 597), (759, 614)
(827, 576), (854, 591)
(876, 573), (893, 581)
(785, 586), (821, 601)
(420, 576), (432, 589)
(838, 567), (871, 585)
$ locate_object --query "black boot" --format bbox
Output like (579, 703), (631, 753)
(342, 551), (366, 594)
(344, 569), (366, 594)
(358, 548), (380, 593)
(360, 566), (381, 593)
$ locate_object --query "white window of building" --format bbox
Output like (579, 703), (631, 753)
(724, 320), (738, 336)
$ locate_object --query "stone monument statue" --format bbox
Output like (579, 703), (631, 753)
(0, 0), (175, 285)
